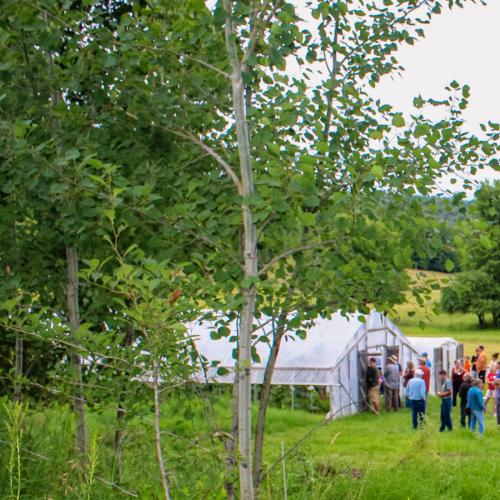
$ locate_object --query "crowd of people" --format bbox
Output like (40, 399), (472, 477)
(365, 346), (500, 436)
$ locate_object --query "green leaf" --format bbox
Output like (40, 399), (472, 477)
(316, 141), (329, 154)
(444, 259), (455, 273)
(369, 130), (384, 140)
(392, 114), (405, 128)
(370, 165), (384, 179)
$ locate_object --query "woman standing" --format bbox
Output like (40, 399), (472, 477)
(451, 359), (465, 407)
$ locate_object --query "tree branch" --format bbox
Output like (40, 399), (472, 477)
(125, 111), (242, 194)
(241, 1), (282, 72)
(259, 239), (339, 276)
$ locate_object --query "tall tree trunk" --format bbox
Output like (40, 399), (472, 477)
(14, 333), (23, 403)
(66, 246), (88, 457)
(113, 324), (134, 482)
(253, 311), (288, 492)
(223, 1), (258, 497)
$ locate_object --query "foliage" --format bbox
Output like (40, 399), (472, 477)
(0, 0), (499, 496)
(441, 182), (500, 327)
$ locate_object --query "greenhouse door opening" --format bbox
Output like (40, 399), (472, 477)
(358, 350), (383, 412)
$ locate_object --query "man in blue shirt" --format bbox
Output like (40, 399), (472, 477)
(407, 369), (427, 429)
(467, 379), (485, 435)
(437, 370), (453, 432)
(422, 352), (432, 369)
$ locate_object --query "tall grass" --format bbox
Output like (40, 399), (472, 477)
(3, 401), (25, 500)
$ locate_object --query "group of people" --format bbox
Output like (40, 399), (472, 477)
(366, 346), (500, 435)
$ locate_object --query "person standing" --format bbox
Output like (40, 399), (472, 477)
(451, 360), (465, 407)
(484, 364), (498, 416)
(458, 373), (473, 428)
(476, 345), (488, 383)
(487, 352), (499, 372)
(495, 364), (500, 427)
(418, 358), (431, 395)
(464, 356), (471, 373)
(407, 369), (427, 429)
(471, 349), (479, 379)
(437, 370), (453, 432)
(467, 379), (485, 436)
(384, 356), (400, 412)
(403, 361), (415, 408)
(366, 357), (381, 415)
(422, 352), (432, 369)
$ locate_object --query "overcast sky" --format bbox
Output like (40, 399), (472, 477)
(207, 1), (500, 188)
(295, 0), (500, 188)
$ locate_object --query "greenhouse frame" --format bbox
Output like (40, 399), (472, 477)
(190, 311), (423, 419)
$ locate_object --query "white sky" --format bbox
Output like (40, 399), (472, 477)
(371, 0), (500, 133)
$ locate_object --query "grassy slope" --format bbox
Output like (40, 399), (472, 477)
(262, 398), (500, 499)
(3, 393), (499, 500)
(393, 269), (500, 355)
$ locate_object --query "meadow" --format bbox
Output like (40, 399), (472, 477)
(1, 392), (498, 499)
(1, 270), (498, 499)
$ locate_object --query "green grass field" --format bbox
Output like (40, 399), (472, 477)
(261, 398), (500, 499)
(2, 392), (497, 500)
(1, 272), (499, 499)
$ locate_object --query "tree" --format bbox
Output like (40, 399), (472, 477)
(441, 182), (500, 327)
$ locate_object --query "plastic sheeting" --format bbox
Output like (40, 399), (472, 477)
(190, 311), (422, 418)
(190, 312), (364, 386)
(408, 336), (462, 394)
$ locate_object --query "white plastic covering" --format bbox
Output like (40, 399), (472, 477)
(190, 311), (421, 418)
(408, 336), (462, 394)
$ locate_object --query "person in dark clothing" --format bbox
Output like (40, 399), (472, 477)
(471, 349), (479, 379)
(458, 373), (473, 428)
(366, 357), (381, 415)
(451, 360), (465, 407)
(437, 370), (453, 432)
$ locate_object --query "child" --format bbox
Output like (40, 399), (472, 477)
(464, 356), (471, 373)
(484, 365), (498, 415)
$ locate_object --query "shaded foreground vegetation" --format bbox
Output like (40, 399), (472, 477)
(1, 393), (499, 499)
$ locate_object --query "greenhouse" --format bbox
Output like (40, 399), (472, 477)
(408, 336), (464, 394)
(190, 311), (422, 419)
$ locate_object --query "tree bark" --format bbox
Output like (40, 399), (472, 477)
(66, 246), (88, 457)
(153, 363), (171, 500)
(113, 324), (134, 482)
(253, 310), (288, 492)
(477, 313), (485, 329)
(14, 332), (23, 403)
(223, 2), (258, 497)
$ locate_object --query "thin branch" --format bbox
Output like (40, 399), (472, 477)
(125, 111), (243, 194)
(242, 1), (283, 72)
(164, 47), (230, 80)
(259, 239), (339, 276)
(168, 129), (243, 194)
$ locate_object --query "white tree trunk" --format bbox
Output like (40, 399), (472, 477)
(66, 246), (88, 457)
(223, 1), (258, 497)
